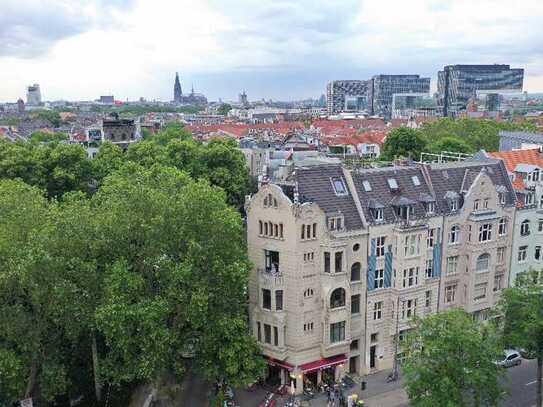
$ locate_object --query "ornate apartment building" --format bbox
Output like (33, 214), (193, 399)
(246, 158), (516, 393)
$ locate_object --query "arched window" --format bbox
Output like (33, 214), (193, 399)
(521, 220), (530, 236)
(330, 288), (346, 308)
(449, 225), (460, 244)
(476, 253), (490, 273)
(498, 218), (507, 236)
(351, 262), (361, 282)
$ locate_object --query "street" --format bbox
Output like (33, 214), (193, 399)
(501, 358), (541, 407)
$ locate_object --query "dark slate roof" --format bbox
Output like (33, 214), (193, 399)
(295, 165), (364, 231)
(499, 131), (543, 143)
(426, 159), (516, 212)
(351, 166), (434, 225)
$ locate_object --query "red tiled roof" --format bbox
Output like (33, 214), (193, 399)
(487, 149), (543, 174)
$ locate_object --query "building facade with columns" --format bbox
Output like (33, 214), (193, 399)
(246, 158), (516, 393)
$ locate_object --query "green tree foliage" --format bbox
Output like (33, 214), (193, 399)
(381, 127), (427, 161)
(402, 309), (504, 407)
(29, 131), (69, 143)
(217, 103), (232, 116)
(499, 269), (543, 407)
(33, 110), (62, 127)
(428, 136), (473, 154)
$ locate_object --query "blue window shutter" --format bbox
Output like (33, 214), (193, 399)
(433, 243), (442, 278)
(384, 245), (393, 287)
(367, 238), (377, 291)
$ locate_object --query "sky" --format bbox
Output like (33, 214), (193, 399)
(1, 0), (543, 102)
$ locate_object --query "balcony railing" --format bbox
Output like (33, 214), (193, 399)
(258, 268), (284, 286)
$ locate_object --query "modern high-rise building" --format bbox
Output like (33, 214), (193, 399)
(371, 75), (431, 118)
(26, 83), (42, 106)
(326, 80), (372, 115)
(437, 64), (524, 116)
(174, 72), (183, 103)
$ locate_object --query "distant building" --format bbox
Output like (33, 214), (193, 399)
(239, 91), (248, 106)
(499, 131), (543, 151)
(371, 75), (431, 118)
(438, 65), (524, 117)
(99, 95), (115, 104)
(102, 118), (137, 148)
(17, 98), (25, 113)
(326, 80), (372, 115)
(26, 83), (42, 106)
(172, 73), (207, 106)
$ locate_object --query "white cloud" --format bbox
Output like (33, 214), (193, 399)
(0, 0), (542, 101)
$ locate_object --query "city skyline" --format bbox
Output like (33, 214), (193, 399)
(1, 0), (543, 102)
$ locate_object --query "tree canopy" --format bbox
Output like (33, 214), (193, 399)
(380, 127), (427, 161)
(402, 309), (504, 407)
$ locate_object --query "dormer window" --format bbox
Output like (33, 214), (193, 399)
(527, 168), (540, 182)
(328, 215), (344, 231)
(331, 178), (348, 196)
(387, 178), (399, 190)
(411, 175), (421, 186)
(450, 199), (458, 211)
(474, 199), (480, 211)
(498, 192), (506, 205)
(425, 201), (435, 215)
(375, 208), (384, 222)
(397, 205), (414, 221)
(362, 180), (372, 192)
(526, 192), (535, 206)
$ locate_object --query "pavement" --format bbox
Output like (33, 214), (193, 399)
(234, 357), (542, 407)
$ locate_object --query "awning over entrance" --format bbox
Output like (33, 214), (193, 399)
(299, 354), (347, 374)
(267, 357), (294, 371)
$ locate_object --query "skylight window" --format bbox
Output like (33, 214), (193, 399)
(411, 175), (421, 186)
(362, 180), (372, 192)
(387, 178), (398, 190)
(332, 178), (348, 196)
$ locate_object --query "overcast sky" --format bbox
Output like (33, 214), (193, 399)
(2, 0), (542, 102)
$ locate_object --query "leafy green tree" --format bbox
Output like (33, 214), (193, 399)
(34, 110), (62, 127)
(429, 136), (473, 154)
(402, 309), (504, 407)
(217, 103), (232, 116)
(29, 131), (69, 143)
(92, 141), (125, 189)
(499, 269), (543, 407)
(381, 127), (427, 161)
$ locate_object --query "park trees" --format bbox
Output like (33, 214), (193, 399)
(381, 127), (427, 161)
(402, 309), (504, 407)
(499, 269), (543, 407)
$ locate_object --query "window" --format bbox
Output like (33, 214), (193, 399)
(262, 289), (271, 310)
(373, 301), (383, 320)
(265, 250), (280, 274)
(351, 294), (360, 314)
(498, 218), (507, 236)
(353, 243), (360, 252)
(521, 220), (530, 236)
(350, 339), (359, 350)
(324, 252), (330, 273)
(257, 322), (261, 342)
(304, 288), (314, 298)
(445, 284), (457, 303)
(376, 236), (386, 257)
(312, 223), (316, 238)
(404, 234), (421, 257)
(374, 269), (384, 289)
(494, 274), (503, 292)
(274, 326), (279, 346)
(264, 324), (272, 344)
(328, 217), (343, 231)
(539, 219), (543, 233)
(330, 288), (346, 308)
(525, 192), (535, 206)
(518, 246), (528, 263)
(536, 246), (541, 261)
(397, 205), (413, 221)
(351, 262), (361, 281)
(426, 201), (435, 215)
(387, 178), (398, 190)
(499, 192), (506, 205)
(335, 252), (343, 273)
(362, 180), (372, 191)
(301, 224), (305, 240)
(450, 199), (458, 211)
(446, 256), (458, 275)
(484, 198), (490, 209)
(374, 208), (384, 222)
(332, 178), (347, 195)
(473, 283), (487, 301)
(260, 221), (283, 239)
(478, 223), (492, 242)
(449, 225), (460, 244)
(474, 199), (480, 211)
(476, 253), (490, 273)
(330, 321), (346, 343)
(425, 259), (433, 278)
(275, 290), (283, 311)
(402, 299), (417, 319)
(303, 252), (315, 262)
(303, 322), (314, 333)
(263, 193), (277, 208)
(370, 333), (379, 343)
(412, 175), (421, 186)
(425, 290), (431, 307)
(427, 228), (435, 248)
(497, 247), (506, 264)
(402, 267), (419, 288)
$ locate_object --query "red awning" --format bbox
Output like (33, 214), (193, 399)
(267, 357), (294, 371)
(299, 354), (347, 374)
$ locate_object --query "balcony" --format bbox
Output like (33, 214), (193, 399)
(258, 268), (284, 287)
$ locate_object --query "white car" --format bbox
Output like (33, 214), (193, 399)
(496, 350), (522, 368)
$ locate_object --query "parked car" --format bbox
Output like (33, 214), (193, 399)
(496, 349), (522, 368)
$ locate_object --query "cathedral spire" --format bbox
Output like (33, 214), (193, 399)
(174, 72), (182, 103)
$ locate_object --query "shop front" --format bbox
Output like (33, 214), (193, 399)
(297, 354), (348, 392)
(265, 357), (294, 387)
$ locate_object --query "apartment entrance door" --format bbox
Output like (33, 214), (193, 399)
(369, 345), (377, 369)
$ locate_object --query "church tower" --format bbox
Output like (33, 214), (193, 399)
(174, 72), (182, 103)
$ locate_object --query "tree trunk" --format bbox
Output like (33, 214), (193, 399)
(537, 355), (542, 407)
(92, 332), (102, 402)
(25, 359), (39, 399)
